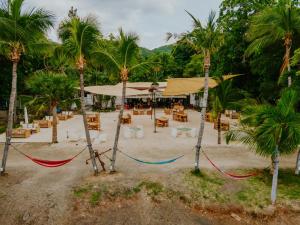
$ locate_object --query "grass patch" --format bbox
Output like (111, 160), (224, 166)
(184, 168), (300, 210)
(185, 170), (228, 203)
(138, 181), (164, 197)
(90, 191), (102, 206)
(73, 185), (92, 198)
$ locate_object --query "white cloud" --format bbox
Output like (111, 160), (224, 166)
(26, 0), (221, 49)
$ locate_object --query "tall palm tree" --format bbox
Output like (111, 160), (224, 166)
(94, 29), (149, 172)
(0, 0), (54, 174)
(168, 11), (222, 172)
(226, 89), (300, 204)
(246, 0), (300, 86)
(26, 72), (77, 143)
(210, 78), (242, 144)
(58, 13), (101, 175)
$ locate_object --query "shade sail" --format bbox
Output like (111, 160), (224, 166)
(83, 82), (168, 97)
(163, 75), (240, 96)
(83, 85), (149, 97)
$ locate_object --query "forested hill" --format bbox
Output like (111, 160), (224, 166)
(140, 44), (173, 57)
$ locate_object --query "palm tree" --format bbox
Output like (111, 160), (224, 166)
(0, 0), (54, 174)
(246, 0), (300, 86)
(210, 78), (242, 144)
(168, 11), (222, 172)
(226, 89), (300, 204)
(26, 72), (77, 143)
(58, 13), (101, 175)
(94, 29), (149, 172)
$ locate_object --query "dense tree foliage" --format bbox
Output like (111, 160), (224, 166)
(1, 0), (300, 106)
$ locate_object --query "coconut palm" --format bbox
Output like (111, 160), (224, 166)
(210, 78), (243, 144)
(93, 29), (149, 172)
(58, 14), (101, 175)
(0, 0), (54, 174)
(26, 72), (78, 143)
(226, 89), (300, 204)
(245, 0), (300, 86)
(168, 11), (222, 172)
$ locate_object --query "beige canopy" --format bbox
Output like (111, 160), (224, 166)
(83, 82), (168, 97)
(163, 75), (240, 96)
(83, 85), (150, 97)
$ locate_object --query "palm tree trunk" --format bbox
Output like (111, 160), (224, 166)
(295, 149), (300, 175)
(217, 112), (221, 145)
(195, 59), (210, 173)
(285, 37), (292, 87)
(52, 102), (58, 144)
(271, 145), (280, 205)
(79, 70), (98, 175)
(110, 80), (126, 172)
(1, 61), (18, 175)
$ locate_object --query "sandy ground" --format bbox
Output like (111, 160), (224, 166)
(0, 110), (298, 225)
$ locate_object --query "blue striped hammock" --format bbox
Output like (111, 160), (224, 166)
(120, 151), (184, 165)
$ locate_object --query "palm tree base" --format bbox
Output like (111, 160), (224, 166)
(0, 172), (8, 176)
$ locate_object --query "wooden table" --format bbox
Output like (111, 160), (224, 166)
(121, 114), (132, 124)
(156, 117), (169, 127)
(173, 113), (188, 122)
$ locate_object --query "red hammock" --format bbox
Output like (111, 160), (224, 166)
(23, 155), (74, 167)
(12, 145), (86, 168)
(202, 150), (258, 180)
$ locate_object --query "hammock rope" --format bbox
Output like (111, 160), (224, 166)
(11, 144), (88, 168)
(118, 149), (184, 165)
(201, 150), (258, 180)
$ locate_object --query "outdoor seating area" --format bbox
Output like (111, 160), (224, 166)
(87, 113), (101, 131)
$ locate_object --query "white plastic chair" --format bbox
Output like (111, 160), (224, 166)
(171, 128), (178, 138)
(124, 127), (132, 139)
(190, 128), (197, 138)
(136, 129), (144, 139)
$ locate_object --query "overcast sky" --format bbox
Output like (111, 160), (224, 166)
(26, 0), (222, 49)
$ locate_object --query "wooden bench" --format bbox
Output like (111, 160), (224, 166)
(214, 120), (230, 131)
(173, 112), (188, 122)
(205, 113), (214, 122)
(12, 129), (31, 138)
(35, 120), (52, 128)
(164, 108), (172, 115)
(87, 113), (101, 130)
(58, 114), (68, 121)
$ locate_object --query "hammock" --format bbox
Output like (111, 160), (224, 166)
(11, 145), (86, 168)
(119, 150), (184, 165)
(202, 150), (257, 180)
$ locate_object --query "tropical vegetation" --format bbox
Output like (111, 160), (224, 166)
(226, 89), (300, 204)
(0, 0), (299, 205)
